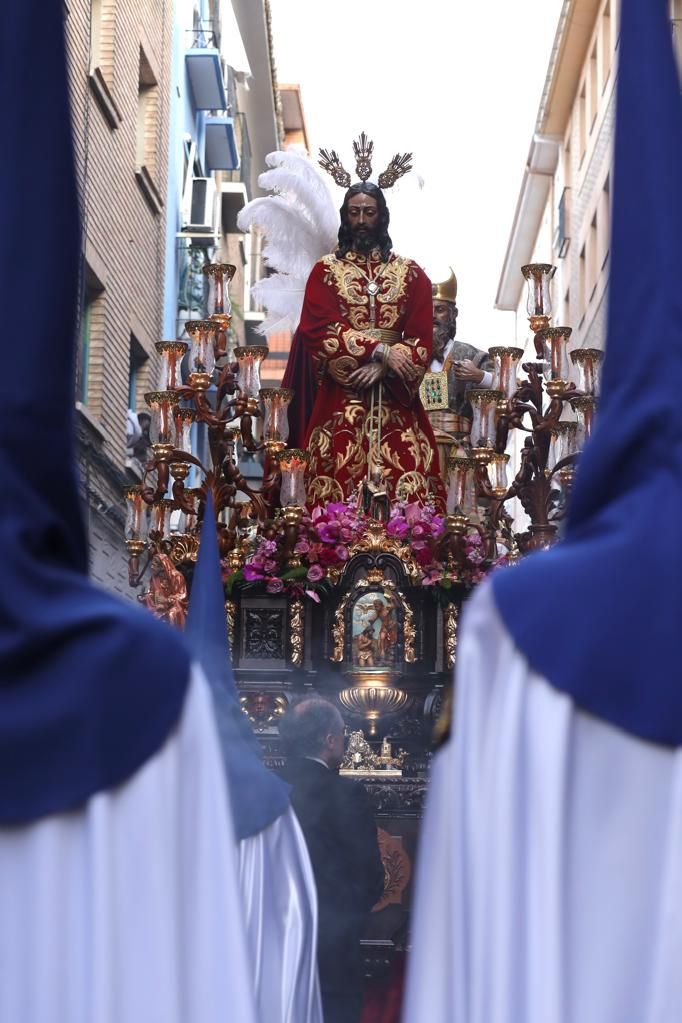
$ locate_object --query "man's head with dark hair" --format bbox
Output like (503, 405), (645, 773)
(432, 298), (459, 362)
(279, 697), (345, 769)
(336, 182), (392, 261)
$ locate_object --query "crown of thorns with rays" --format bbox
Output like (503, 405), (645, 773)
(318, 132), (413, 190)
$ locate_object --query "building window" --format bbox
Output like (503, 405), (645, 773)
(598, 175), (611, 270)
(588, 44), (598, 132)
(563, 288), (570, 327)
(672, 0), (682, 76)
(128, 335), (148, 411)
(78, 266), (104, 406)
(601, 1), (612, 91)
(579, 244), (587, 322)
(135, 46), (164, 213)
(88, 0), (121, 128)
(578, 82), (587, 166)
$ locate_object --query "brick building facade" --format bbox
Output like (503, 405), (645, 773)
(66, 0), (173, 597)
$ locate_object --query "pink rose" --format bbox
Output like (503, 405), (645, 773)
(263, 559), (278, 574)
(412, 523), (426, 539)
(318, 545), (340, 566)
(266, 576), (285, 594)
(294, 538), (311, 554)
(415, 545), (435, 567)
(307, 564), (324, 583)
(334, 544), (349, 561)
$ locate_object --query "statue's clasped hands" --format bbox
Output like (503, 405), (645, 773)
(348, 346), (420, 391)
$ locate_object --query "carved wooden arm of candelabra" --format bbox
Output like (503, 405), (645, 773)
(435, 512), (470, 569)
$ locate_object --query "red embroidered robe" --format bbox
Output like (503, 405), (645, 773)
(298, 249), (445, 510)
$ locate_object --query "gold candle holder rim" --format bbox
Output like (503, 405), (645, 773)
(467, 387), (503, 404)
(570, 347), (604, 363)
(488, 346), (525, 358)
(173, 407), (196, 422)
(155, 340), (188, 355)
(521, 262), (556, 279)
(145, 389), (181, 406)
(202, 262), (237, 279)
(234, 345), (270, 358)
(277, 447), (310, 463)
(551, 420), (578, 435)
(185, 318), (220, 335)
(536, 326), (573, 341)
(153, 497), (177, 510)
(260, 387), (295, 400)
(486, 451), (510, 464)
(123, 484), (142, 499)
(224, 425), (242, 438)
(447, 455), (478, 470)
(570, 395), (598, 410)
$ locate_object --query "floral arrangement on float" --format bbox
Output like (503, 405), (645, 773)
(223, 494), (509, 605)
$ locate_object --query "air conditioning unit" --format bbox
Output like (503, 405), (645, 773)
(182, 176), (218, 242)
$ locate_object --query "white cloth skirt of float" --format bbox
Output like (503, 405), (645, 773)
(0, 666), (257, 1023)
(239, 807), (323, 1023)
(403, 581), (682, 1023)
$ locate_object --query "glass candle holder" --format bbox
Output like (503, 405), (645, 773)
(173, 407), (195, 454)
(521, 263), (556, 318)
(536, 326), (572, 390)
(151, 498), (175, 537)
(123, 485), (148, 541)
(570, 395), (598, 442)
(548, 421), (578, 473)
(185, 319), (218, 389)
(144, 390), (180, 455)
(278, 448), (309, 507)
(261, 387), (294, 452)
(234, 346), (269, 402)
(488, 347), (524, 399)
(446, 455), (478, 518)
(468, 388), (500, 448)
(486, 452), (510, 498)
(570, 348), (604, 396)
(202, 262), (236, 317)
(154, 340), (188, 390)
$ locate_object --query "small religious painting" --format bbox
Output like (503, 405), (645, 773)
(351, 591), (399, 670)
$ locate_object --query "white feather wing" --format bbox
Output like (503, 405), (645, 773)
(236, 149), (338, 336)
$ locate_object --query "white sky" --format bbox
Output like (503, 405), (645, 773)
(268, 0), (564, 347)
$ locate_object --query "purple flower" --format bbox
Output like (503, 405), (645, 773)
(260, 539), (278, 555)
(266, 576), (284, 594)
(334, 544), (349, 561)
(294, 538), (311, 554)
(317, 522), (340, 544)
(404, 503), (421, 526)
(243, 564), (265, 582)
(412, 523), (426, 539)
(387, 518), (409, 539)
(307, 564), (324, 583)
(263, 559), (278, 574)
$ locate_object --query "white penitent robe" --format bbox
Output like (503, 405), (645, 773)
(239, 808), (323, 1023)
(403, 581), (682, 1023)
(0, 666), (257, 1023)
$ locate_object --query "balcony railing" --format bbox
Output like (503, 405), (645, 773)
(186, 21), (220, 50)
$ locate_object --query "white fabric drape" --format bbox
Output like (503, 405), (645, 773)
(403, 581), (682, 1023)
(0, 666), (257, 1023)
(239, 807), (323, 1023)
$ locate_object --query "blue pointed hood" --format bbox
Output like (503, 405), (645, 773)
(185, 494), (290, 839)
(493, 0), (682, 746)
(0, 1), (191, 823)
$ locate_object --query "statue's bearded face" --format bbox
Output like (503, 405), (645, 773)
(432, 299), (458, 360)
(346, 192), (379, 252)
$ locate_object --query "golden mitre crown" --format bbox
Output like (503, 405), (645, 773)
(318, 132), (413, 190)
(432, 268), (458, 304)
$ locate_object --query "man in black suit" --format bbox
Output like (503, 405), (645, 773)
(279, 698), (385, 1023)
